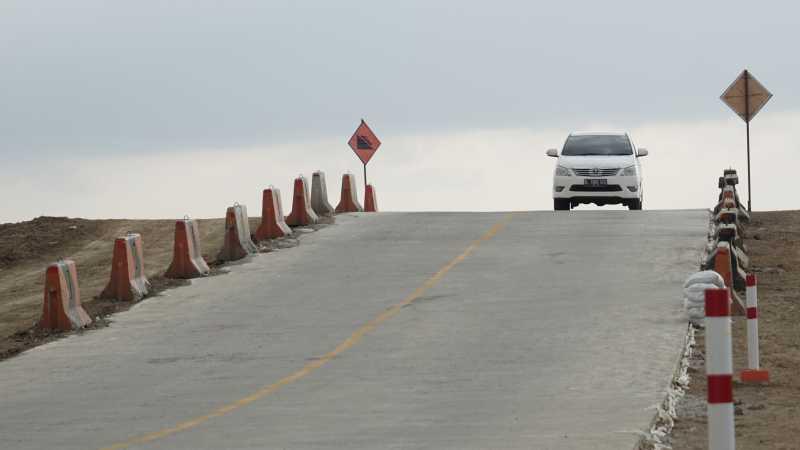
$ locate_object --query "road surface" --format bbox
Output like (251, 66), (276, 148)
(0, 211), (707, 449)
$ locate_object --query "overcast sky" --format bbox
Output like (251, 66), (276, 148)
(1, 1), (798, 221)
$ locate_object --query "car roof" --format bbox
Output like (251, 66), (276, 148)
(569, 131), (628, 137)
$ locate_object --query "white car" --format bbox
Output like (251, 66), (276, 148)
(547, 132), (647, 211)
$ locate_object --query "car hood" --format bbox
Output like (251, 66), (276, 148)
(557, 155), (635, 169)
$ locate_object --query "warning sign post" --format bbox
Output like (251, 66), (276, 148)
(720, 69), (773, 212)
(348, 119), (381, 187)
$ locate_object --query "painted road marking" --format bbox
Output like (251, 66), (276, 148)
(100, 213), (515, 450)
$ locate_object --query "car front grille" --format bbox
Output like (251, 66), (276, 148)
(573, 168), (619, 177)
(570, 184), (623, 192)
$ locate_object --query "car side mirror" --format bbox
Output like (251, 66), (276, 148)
(546, 149), (558, 157)
(637, 148), (648, 157)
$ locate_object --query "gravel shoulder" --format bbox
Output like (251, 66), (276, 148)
(670, 210), (800, 449)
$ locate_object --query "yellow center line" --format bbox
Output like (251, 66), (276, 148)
(101, 213), (515, 450)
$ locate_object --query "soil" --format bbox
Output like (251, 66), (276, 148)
(669, 210), (800, 449)
(0, 214), (334, 361)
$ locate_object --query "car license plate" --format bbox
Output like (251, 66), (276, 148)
(585, 179), (607, 186)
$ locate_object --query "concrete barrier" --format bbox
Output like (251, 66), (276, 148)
(722, 170), (746, 209)
(719, 178), (751, 222)
(364, 184), (378, 212)
(711, 242), (733, 288)
(721, 186), (736, 201)
(731, 258), (747, 292)
(285, 175), (319, 226)
(255, 187), (292, 240)
(714, 184), (749, 221)
(101, 233), (150, 302)
(335, 173), (363, 213)
(39, 259), (92, 330)
(710, 222), (749, 272)
(737, 206), (751, 223)
(218, 204), (258, 262)
(723, 169), (739, 186)
(705, 288), (736, 450)
(714, 207), (738, 224)
(715, 223), (741, 247)
(732, 246), (750, 270)
(714, 186), (737, 213)
(310, 171), (334, 217)
(707, 242), (745, 315)
(165, 218), (210, 279)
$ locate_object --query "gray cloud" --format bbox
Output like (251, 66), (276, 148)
(1, 0), (798, 157)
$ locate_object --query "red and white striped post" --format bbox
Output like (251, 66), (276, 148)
(741, 274), (770, 383)
(705, 288), (735, 450)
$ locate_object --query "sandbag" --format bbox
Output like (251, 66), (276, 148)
(684, 282), (721, 305)
(683, 298), (705, 326)
(683, 271), (725, 289)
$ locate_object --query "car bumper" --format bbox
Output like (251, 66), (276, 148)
(553, 175), (642, 200)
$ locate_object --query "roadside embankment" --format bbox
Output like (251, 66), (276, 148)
(0, 215), (270, 359)
(670, 210), (800, 449)
(0, 170), (371, 361)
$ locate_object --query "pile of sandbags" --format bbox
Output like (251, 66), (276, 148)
(683, 270), (726, 326)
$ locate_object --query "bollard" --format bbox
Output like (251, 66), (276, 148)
(741, 274), (770, 383)
(705, 288), (735, 450)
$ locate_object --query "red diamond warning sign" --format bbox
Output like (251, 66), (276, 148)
(348, 119), (381, 165)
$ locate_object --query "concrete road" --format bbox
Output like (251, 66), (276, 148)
(0, 211), (707, 450)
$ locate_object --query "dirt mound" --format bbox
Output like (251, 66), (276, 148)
(0, 217), (101, 269)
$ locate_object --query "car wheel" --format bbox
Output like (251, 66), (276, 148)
(554, 199), (570, 211)
(628, 199), (642, 210)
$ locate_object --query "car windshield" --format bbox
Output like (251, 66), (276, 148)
(562, 135), (633, 156)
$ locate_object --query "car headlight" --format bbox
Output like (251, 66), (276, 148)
(555, 166), (572, 177)
(619, 165), (637, 176)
